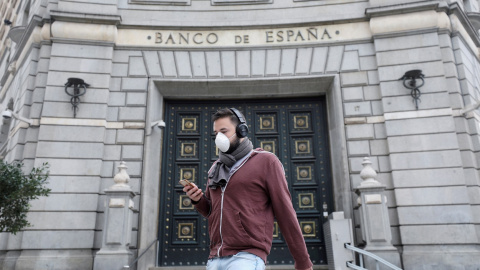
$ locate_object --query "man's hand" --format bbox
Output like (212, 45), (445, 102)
(297, 268), (313, 270)
(183, 183), (204, 202)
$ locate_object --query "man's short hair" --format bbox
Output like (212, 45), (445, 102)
(212, 108), (240, 126)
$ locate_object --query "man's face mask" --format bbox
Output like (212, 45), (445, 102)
(215, 132), (237, 153)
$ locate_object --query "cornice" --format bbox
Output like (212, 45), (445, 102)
(365, 0), (448, 18)
(467, 12), (480, 31)
(49, 10), (122, 25)
(366, 1), (480, 54)
(448, 3), (480, 47)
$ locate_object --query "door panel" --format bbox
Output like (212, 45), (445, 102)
(158, 99), (332, 267)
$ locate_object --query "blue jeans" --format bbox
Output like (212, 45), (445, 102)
(206, 252), (266, 270)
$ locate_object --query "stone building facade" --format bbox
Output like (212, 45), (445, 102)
(0, 0), (480, 269)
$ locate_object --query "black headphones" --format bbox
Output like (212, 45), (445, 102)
(229, 108), (249, 138)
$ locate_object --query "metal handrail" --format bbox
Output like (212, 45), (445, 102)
(123, 237), (159, 270)
(344, 243), (403, 270)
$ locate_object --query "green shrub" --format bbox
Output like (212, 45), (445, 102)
(0, 161), (50, 235)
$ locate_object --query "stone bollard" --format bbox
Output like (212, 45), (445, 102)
(355, 157), (402, 269)
(94, 161), (136, 270)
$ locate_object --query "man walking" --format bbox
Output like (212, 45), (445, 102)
(183, 108), (313, 270)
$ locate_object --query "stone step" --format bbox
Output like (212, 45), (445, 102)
(149, 266), (328, 270)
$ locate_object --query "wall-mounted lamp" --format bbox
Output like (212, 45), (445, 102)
(2, 109), (33, 126)
(64, 78), (89, 118)
(399, 70), (425, 110)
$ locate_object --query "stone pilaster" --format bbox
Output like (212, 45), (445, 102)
(355, 157), (401, 269)
(94, 162), (135, 270)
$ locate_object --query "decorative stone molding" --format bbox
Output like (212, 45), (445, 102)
(355, 157), (401, 269)
(39, 117), (145, 129)
(369, 10), (451, 36)
(368, 4), (480, 59)
(112, 161), (132, 191)
(358, 157), (381, 188)
(94, 162), (135, 270)
(130, 0), (191, 5)
(116, 22), (372, 48)
(50, 10), (122, 25)
(211, 0), (272, 6)
(7, 61), (16, 75)
(51, 21), (117, 43)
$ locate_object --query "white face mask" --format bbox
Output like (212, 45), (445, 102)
(215, 132), (236, 153)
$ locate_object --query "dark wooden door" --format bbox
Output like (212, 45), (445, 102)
(158, 98), (332, 267)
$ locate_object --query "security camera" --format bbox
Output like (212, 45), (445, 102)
(2, 110), (12, 119)
(1, 109), (34, 126)
(151, 120), (166, 129)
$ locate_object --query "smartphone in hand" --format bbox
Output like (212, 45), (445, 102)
(179, 179), (193, 187)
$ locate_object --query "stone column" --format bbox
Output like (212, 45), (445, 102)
(94, 162), (135, 270)
(355, 157), (401, 269)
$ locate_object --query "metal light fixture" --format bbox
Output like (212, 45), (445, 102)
(399, 70), (425, 110)
(64, 78), (89, 118)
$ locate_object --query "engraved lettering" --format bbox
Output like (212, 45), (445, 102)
(287, 30), (295, 41)
(266, 31), (274, 43)
(235, 35), (242, 44)
(165, 33), (176, 44)
(152, 27), (337, 46)
(206, 33), (218, 44)
(179, 33), (189, 44)
(155, 32), (162, 43)
(295, 31), (305, 41)
(193, 33), (203, 44)
(277, 31), (284, 42)
(307, 28), (318, 40)
(236, 35), (250, 44)
(321, 29), (332, 40)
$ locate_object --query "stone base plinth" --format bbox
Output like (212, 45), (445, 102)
(363, 248), (402, 270)
(14, 250), (93, 270)
(402, 245), (480, 270)
(93, 250), (133, 270)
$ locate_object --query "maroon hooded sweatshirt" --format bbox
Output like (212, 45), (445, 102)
(194, 149), (313, 270)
